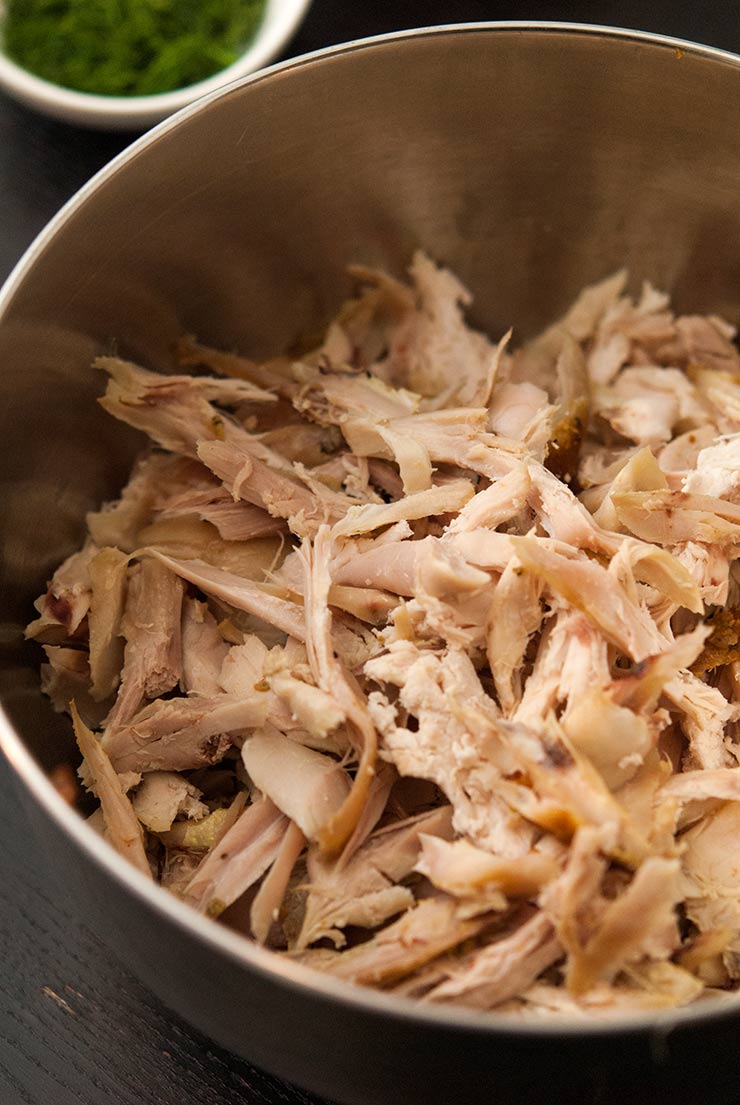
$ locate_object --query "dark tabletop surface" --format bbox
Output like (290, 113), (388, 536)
(3, 4), (740, 1104)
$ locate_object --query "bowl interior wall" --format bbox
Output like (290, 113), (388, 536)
(2, 26), (740, 767)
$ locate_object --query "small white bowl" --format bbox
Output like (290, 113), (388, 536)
(0, 0), (313, 130)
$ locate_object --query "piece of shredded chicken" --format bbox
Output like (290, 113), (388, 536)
(30, 252), (740, 1015)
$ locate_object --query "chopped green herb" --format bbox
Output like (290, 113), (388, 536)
(3, 0), (267, 97)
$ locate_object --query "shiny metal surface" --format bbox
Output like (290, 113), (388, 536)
(4, 23), (740, 1105)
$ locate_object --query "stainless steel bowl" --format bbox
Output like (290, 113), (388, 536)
(3, 23), (740, 1105)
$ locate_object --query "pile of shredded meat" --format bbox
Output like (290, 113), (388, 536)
(29, 253), (740, 1017)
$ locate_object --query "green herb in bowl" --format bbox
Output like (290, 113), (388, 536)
(3, 0), (268, 97)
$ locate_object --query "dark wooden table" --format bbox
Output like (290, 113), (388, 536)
(2, 4), (740, 1103)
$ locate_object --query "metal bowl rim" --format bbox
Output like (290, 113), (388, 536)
(3, 19), (740, 1039)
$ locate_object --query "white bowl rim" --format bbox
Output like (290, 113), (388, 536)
(0, 0), (313, 126)
(3, 19), (740, 1038)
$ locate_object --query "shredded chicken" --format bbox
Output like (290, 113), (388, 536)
(31, 253), (740, 1014)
